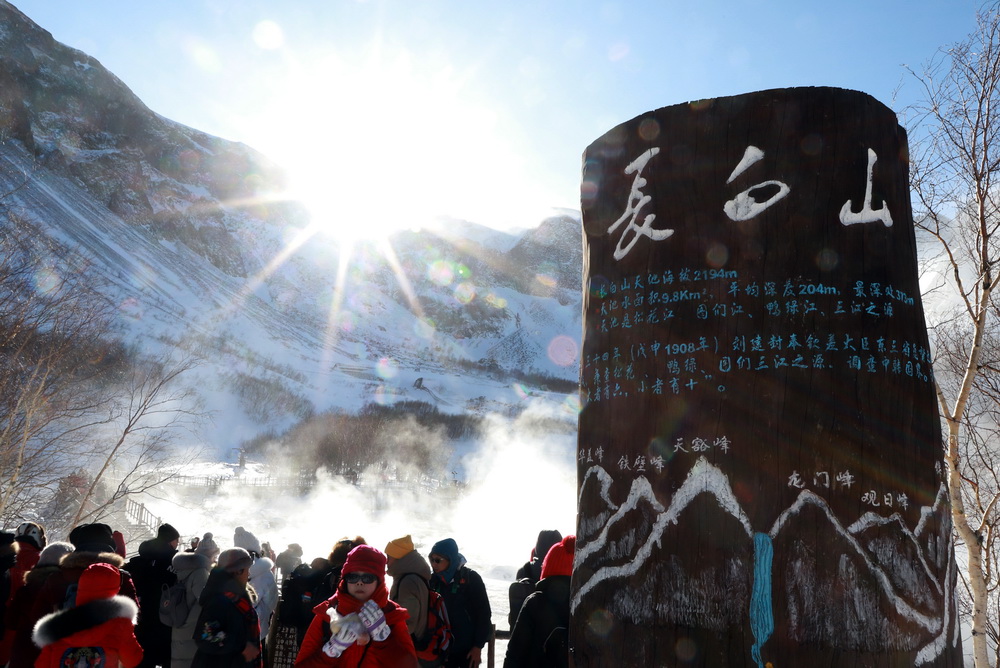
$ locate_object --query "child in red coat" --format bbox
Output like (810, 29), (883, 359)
(295, 545), (417, 668)
(32, 562), (143, 668)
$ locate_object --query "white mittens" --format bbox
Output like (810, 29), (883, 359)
(323, 611), (366, 657)
(359, 600), (391, 642)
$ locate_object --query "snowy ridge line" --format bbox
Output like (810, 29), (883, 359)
(572, 458), (752, 611)
(577, 465), (618, 512)
(769, 490), (941, 634)
(574, 474), (664, 565)
(574, 459), (949, 653)
(913, 484), (949, 539)
(846, 511), (943, 597)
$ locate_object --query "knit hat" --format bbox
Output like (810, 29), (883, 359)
(234, 527), (262, 555)
(15, 522), (46, 550)
(195, 532), (220, 561)
(385, 535), (414, 560)
(37, 541), (74, 568)
(218, 547), (253, 573)
(541, 535), (576, 579)
(76, 562), (120, 605)
(157, 523), (180, 543)
(68, 523), (115, 554)
(341, 545), (387, 578)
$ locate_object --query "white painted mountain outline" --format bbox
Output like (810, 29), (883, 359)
(573, 457), (957, 664)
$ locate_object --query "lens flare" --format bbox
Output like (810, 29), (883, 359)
(512, 383), (531, 400)
(454, 282), (476, 305)
(485, 293), (507, 309)
(34, 266), (61, 294)
(536, 273), (557, 288)
(547, 335), (578, 367)
(335, 310), (357, 333)
(119, 297), (143, 320)
(675, 638), (698, 662)
(428, 260), (454, 286)
(587, 608), (615, 637)
(376, 358), (399, 379)
(562, 394), (582, 415)
(252, 20), (285, 50)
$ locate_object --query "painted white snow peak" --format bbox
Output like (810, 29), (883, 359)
(913, 483), (949, 539)
(575, 474), (664, 565)
(770, 490), (942, 635)
(847, 512), (943, 597)
(571, 457), (752, 611)
(578, 465), (620, 511)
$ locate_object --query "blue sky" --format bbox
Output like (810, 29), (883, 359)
(10, 0), (982, 234)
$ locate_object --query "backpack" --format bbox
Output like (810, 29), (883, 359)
(508, 578), (534, 628)
(405, 574), (453, 663)
(159, 580), (191, 628)
(279, 563), (317, 629)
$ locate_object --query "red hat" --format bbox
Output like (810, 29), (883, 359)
(341, 544), (386, 578)
(541, 535), (576, 579)
(77, 562), (121, 605)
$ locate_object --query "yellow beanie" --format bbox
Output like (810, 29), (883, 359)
(385, 534), (414, 559)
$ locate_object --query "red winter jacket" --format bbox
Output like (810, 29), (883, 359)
(31, 595), (143, 668)
(294, 588), (417, 668)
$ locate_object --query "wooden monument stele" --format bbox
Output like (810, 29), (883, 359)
(572, 87), (961, 667)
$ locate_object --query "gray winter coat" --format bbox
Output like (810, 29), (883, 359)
(170, 552), (211, 668)
(387, 549), (432, 637)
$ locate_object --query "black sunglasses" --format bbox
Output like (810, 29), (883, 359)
(430, 556), (447, 564)
(344, 572), (378, 585)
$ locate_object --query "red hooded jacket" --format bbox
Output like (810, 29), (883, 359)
(294, 587), (417, 668)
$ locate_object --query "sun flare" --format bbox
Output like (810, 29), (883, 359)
(255, 42), (543, 242)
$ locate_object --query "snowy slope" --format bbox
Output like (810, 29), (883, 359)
(0, 1), (584, 454)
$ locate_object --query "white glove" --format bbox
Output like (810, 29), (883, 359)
(359, 600), (391, 642)
(323, 611), (365, 657)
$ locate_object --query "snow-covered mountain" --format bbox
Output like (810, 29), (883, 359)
(0, 0), (583, 454)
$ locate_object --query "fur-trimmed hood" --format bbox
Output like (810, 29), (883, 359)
(32, 596), (138, 647)
(59, 551), (125, 572)
(171, 550), (212, 578)
(24, 563), (61, 587)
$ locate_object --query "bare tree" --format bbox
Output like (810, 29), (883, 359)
(0, 195), (204, 535)
(0, 215), (127, 523)
(908, 7), (1000, 666)
(68, 352), (203, 528)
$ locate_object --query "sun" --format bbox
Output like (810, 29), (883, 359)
(247, 42), (551, 242)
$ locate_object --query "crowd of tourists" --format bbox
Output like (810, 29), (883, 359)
(0, 520), (575, 667)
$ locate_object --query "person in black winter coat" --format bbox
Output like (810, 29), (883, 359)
(514, 531), (562, 585)
(192, 548), (261, 668)
(126, 523), (180, 668)
(509, 530), (563, 629)
(428, 538), (491, 668)
(504, 535), (575, 668)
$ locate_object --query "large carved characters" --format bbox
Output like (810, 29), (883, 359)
(573, 88), (961, 667)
